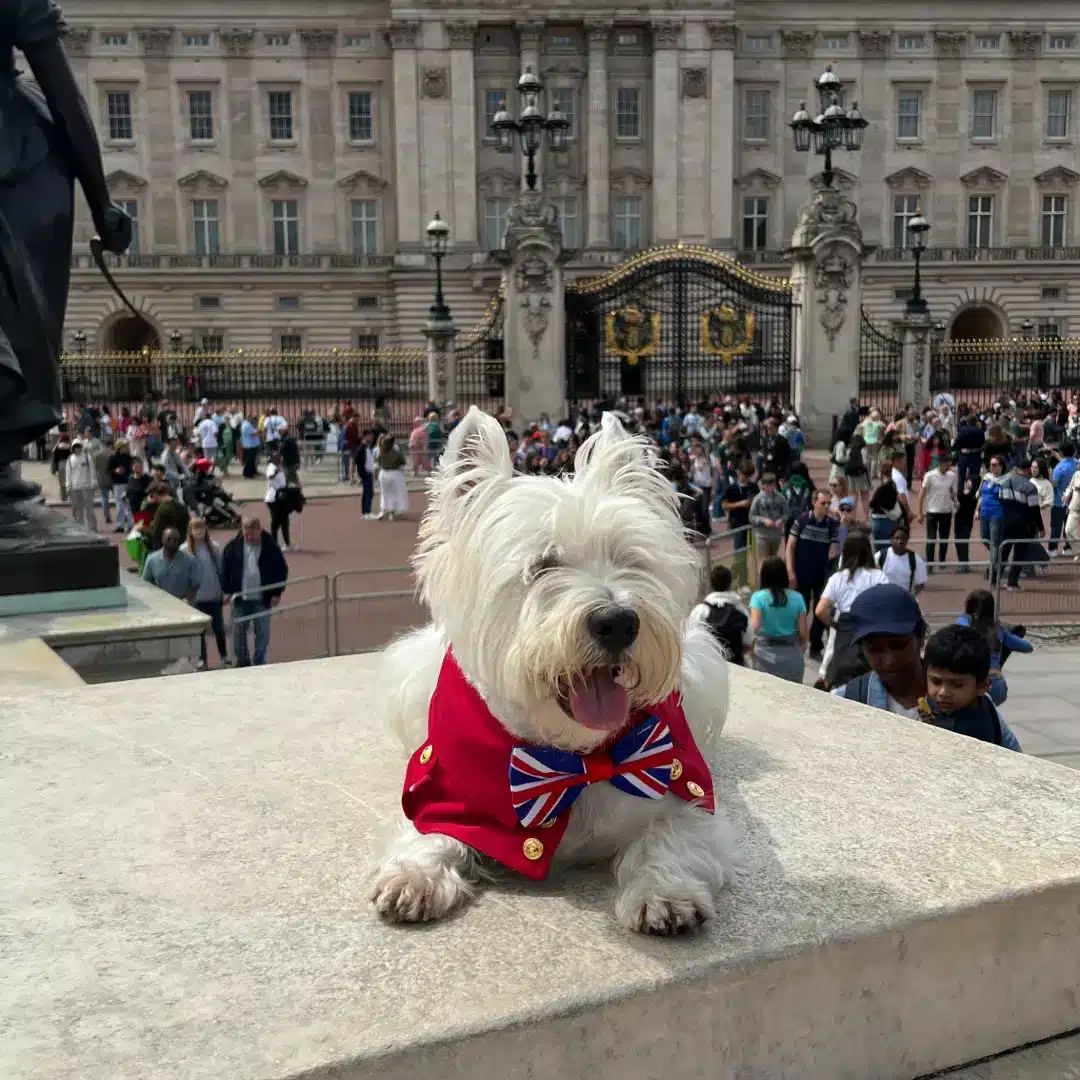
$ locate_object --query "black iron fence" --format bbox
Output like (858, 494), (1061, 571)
(929, 337), (1080, 412)
(859, 309), (903, 416)
(454, 293), (506, 414)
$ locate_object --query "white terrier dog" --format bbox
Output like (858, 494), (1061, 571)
(371, 407), (735, 935)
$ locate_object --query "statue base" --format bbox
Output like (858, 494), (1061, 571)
(0, 499), (121, 604)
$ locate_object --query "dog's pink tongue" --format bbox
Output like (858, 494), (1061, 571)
(568, 669), (630, 731)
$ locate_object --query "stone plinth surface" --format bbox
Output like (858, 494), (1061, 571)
(3, 657), (1080, 1080)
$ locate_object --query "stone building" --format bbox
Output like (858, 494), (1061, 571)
(55, 1), (1080, 353)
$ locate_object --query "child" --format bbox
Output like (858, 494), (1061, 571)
(691, 563), (753, 665)
(919, 625), (1020, 750)
(956, 589), (1033, 705)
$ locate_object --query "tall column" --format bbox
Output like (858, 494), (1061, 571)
(388, 21), (422, 250)
(651, 22), (681, 243)
(901, 315), (931, 408)
(300, 30), (337, 252)
(585, 21), (611, 248)
(138, 28), (179, 250)
(707, 21), (736, 247)
(517, 21), (544, 192)
(221, 29), (258, 249)
(447, 21), (478, 249)
(424, 316), (458, 406)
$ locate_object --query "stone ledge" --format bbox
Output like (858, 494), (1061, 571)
(4, 657), (1080, 1080)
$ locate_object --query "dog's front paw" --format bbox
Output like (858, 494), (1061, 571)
(615, 884), (714, 936)
(371, 863), (471, 923)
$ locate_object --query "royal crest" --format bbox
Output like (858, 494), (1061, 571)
(701, 304), (756, 364)
(604, 304), (660, 367)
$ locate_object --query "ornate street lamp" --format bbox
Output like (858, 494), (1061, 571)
(491, 67), (569, 191)
(1020, 318), (1035, 339)
(906, 207), (930, 316)
(425, 211), (451, 321)
(169, 329), (182, 352)
(789, 64), (868, 189)
(72, 329), (87, 354)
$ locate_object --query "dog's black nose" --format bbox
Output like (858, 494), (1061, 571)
(587, 606), (640, 657)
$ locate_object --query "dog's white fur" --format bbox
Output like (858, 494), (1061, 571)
(371, 407), (736, 934)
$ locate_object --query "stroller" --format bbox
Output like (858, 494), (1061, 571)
(193, 458), (242, 529)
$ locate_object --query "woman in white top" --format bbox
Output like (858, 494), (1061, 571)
(815, 531), (890, 688)
(264, 453), (291, 550)
(1030, 457), (1055, 537)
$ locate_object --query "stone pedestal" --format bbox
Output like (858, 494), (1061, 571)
(789, 187), (867, 445)
(901, 312), (932, 408)
(422, 315), (457, 408)
(503, 190), (567, 423)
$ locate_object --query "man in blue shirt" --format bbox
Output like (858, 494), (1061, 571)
(1050, 441), (1077, 557)
(784, 488), (839, 660)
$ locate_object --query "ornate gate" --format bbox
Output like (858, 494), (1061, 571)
(858, 309), (903, 414)
(454, 292), (506, 414)
(565, 245), (794, 407)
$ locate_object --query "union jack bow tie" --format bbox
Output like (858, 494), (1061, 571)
(509, 717), (676, 829)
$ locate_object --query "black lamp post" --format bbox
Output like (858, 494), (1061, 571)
(790, 64), (867, 189)
(425, 211), (451, 321)
(906, 207), (930, 315)
(169, 329), (182, 353)
(491, 67), (569, 191)
(1020, 318), (1034, 340)
(72, 329), (87, 354)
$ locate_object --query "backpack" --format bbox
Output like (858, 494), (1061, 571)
(876, 547), (917, 592)
(783, 482), (812, 525)
(703, 601), (748, 666)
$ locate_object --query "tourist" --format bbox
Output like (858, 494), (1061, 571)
(195, 408), (219, 464)
(875, 524), (927, 596)
(1062, 466), (1080, 559)
(720, 459), (758, 587)
(263, 406), (287, 454)
(749, 556), (808, 683)
(65, 437), (97, 532)
(409, 415), (430, 475)
(888, 448), (912, 522)
(375, 433), (408, 522)
(868, 462), (903, 556)
(240, 413), (261, 478)
(125, 456), (151, 515)
(982, 422), (1012, 472)
(1050, 441), (1077, 557)
(185, 517), (229, 669)
(953, 467), (979, 573)
(784, 487), (838, 662)
(106, 437), (135, 534)
(145, 481), (190, 553)
(748, 472), (787, 560)
(141, 526), (199, 602)
(998, 457), (1044, 590)
(827, 475), (850, 515)
(356, 428), (377, 518)
(816, 531), (889, 689)
(689, 438), (715, 533)
(221, 515), (288, 668)
(690, 563), (753, 666)
(264, 452), (292, 551)
(50, 428), (71, 500)
(1030, 458), (1055, 550)
(917, 453), (958, 570)
(956, 588), (1032, 706)
(843, 424), (871, 518)
(976, 455), (1006, 578)
(952, 410), (986, 495)
(427, 410), (445, 468)
(780, 462), (813, 530)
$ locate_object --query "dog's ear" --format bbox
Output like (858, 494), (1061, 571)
(433, 406), (512, 498)
(574, 411), (675, 505)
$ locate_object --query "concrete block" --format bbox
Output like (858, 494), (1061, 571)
(3, 658), (1080, 1080)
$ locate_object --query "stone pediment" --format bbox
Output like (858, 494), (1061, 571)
(178, 169), (229, 191)
(1035, 165), (1080, 187)
(547, 168), (585, 192)
(811, 167), (857, 189)
(611, 167), (652, 194)
(476, 168), (518, 196)
(337, 169), (389, 193)
(735, 168), (782, 189)
(885, 166), (933, 189)
(257, 170), (309, 191)
(105, 169), (147, 192)
(960, 166), (1007, 187)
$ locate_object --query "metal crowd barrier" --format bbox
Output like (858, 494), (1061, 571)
(993, 540), (1080, 624)
(330, 567), (426, 655)
(225, 573), (332, 665)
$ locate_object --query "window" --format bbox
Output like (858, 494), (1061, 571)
(357, 295), (379, 310)
(198, 295), (221, 310)
(266, 33), (290, 47)
(1042, 194), (1068, 247)
(279, 333), (303, 352)
(892, 194), (920, 248)
(347, 91), (374, 142)
(183, 32), (211, 47)
(617, 31), (639, 47)
(101, 32), (129, 47)
(744, 35), (772, 52)
(552, 196), (579, 248)
(971, 88), (997, 139)
(742, 197), (769, 251)
(823, 34), (849, 50)
(613, 197), (643, 250)
(267, 91), (294, 141)
(192, 200), (220, 255)
(106, 91), (133, 140)
(1047, 89), (1071, 138)
(1042, 285), (1064, 301)
(343, 34), (373, 50)
(744, 89), (771, 141)
(896, 90), (922, 140)
(550, 34), (572, 47)
(1037, 320), (1061, 339)
(551, 87), (575, 137)
(278, 296), (300, 310)
(893, 287), (914, 302)
(484, 88), (506, 136)
(271, 199), (300, 255)
(974, 34), (1000, 51)
(350, 199), (379, 255)
(484, 198), (510, 250)
(118, 200), (140, 253)
(357, 332), (380, 351)
(187, 90), (214, 141)
(967, 195), (994, 248)
(896, 34), (925, 51)
(1048, 34), (1077, 51)
(200, 333), (224, 352)
(615, 87), (641, 139)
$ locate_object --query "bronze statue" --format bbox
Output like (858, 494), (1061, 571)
(0, 0), (131, 500)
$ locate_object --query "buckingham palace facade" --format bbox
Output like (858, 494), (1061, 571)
(56, 0), (1080, 353)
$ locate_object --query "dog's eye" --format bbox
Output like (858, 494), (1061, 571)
(526, 552), (561, 580)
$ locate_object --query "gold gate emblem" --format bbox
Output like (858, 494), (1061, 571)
(701, 304), (756, 365)
(605, 304), (660, 366)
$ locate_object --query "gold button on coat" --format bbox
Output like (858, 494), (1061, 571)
(686, 781), (705, 799)
(419, 745), (433, 765)
(669, 758), (683, 780)
(522, 838), (544, 860)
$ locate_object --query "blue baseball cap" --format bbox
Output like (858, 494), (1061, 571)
(848, 584), (924, 643)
